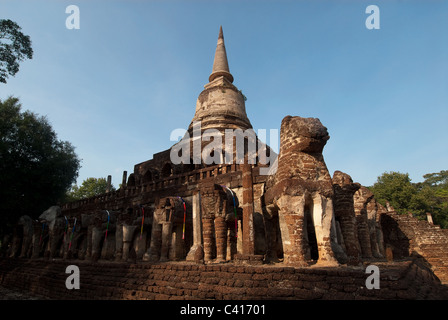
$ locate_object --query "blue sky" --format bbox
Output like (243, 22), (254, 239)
(1, 0), (447, 188)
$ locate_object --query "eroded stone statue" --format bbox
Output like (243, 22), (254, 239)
(39, 206), (65, 259)
(144, 197), (190, 262)
(200, 183), (240, 263)
(264, 116), (338, 266)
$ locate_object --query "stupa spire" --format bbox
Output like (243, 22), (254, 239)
(209, 26), (234, 83)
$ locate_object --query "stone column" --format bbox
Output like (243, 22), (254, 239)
(367, 201), (382, 258)
(226, 227), (237, 260)
(85, 225), (93, 260)
(31, 222), (42, 259)
(168, 224), (184, 260)
(202, 217), (215, 262)
(214, 216), (227, 262)
(115, 224), (124, 261)
(200, 183), (218, 263)
(241, 163), (255, 255)
(354, 187), (374, 259)
(312, 194), (338, 265)
(134, 230), (147, 260)
(175, 224), (185, 259)
(427, 212), (434, 225)
(186, 191), (204, 262)
(357, 213), (373, 258)
(145, 223), (162, 261)
(106, 175), (112, 193)
(91, 227), (102, 262)
(122, 171), (127, 188)
(277, 194), (308, 266)
(122, 225), (137, 261)
(237, 220), (243, 253)
(160, 221), (173, 261)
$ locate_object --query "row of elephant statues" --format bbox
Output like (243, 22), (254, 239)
(2, 183), (386, 268)
(2, 186), (242, 264)
(2, 197), (196, 263)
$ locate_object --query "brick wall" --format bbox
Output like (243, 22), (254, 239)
(1, 258), (447, 300)
(382, 211), (448, 284)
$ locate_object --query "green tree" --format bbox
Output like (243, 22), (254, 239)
(0, 19), (33, 83)
(0, 97), (81, 236)
(370, 170), (448, 228)
(67, 177), (115, 201)
(417, 171), (448, 228)
(422, 170), (448, 188)
(370, 171), (420, 215)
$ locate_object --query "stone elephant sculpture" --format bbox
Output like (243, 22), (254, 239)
(61, 215), (86, 260)
(82, 210), (118, 262)
(115, 206), (152, 262)
(332, 171), (362, 265)
(17, 215), (33, 258)
(7, 215), (33, 258)
(354, 186), (385, 259)
(200, 183), (241, 263)
(39, 206), (65, 259)
(263, 116), (338, 267)
(7, 224), (22, 258)
(144, 197), (191, 262)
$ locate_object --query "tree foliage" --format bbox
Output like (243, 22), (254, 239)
(66, 177), (115, 201)
(370, 170), (448, 228)
(416, 170), (448, 228)
(370, 172), (418, 216)
(0, 97), (81, 235)
(0, 19), (33, 84)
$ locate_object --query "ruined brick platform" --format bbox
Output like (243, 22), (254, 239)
(3, 27), (448, 305)
(1, 258), (447, 300)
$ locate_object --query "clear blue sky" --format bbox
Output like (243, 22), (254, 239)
(1, 0), (447, 188)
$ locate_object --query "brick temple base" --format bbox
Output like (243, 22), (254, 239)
(1, 258), (447, 300)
